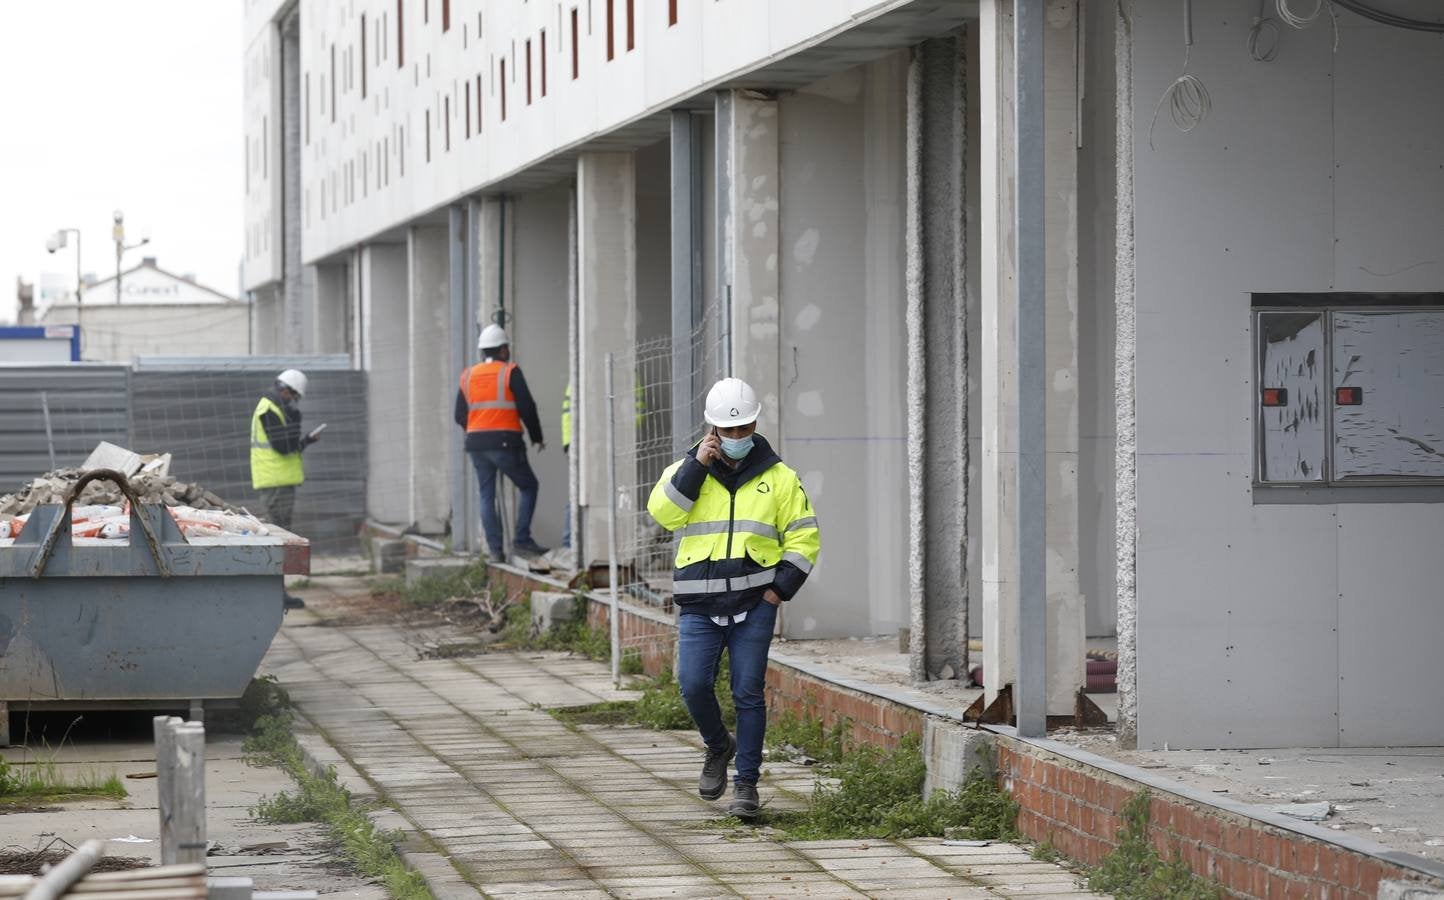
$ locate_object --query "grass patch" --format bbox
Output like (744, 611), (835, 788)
(550, 661), (735, 732)
(0, 718), (127, 805)
(397, 561), (492, 607)
(287, 577), (314, 590)
(766, 709), (851, 765)
(764, 735), (1019, 841)
(0, 756), (126, 804)
(1088, 789), (1222, 900)
(245, 715), (431, 900)
(499, 593), (613, 661)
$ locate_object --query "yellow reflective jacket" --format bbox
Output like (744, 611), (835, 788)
(647, 434), (820, 618)
(250, 395), (305, 490)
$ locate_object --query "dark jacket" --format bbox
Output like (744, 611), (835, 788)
(454, 359), (545, 451)
(259, 388), (312, 455)
(666, 434), (812, 619)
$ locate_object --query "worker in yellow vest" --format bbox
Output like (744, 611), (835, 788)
(647, 377), (820, 819)
(250, 368), (320, 610)
(560, 383), (572, 550)
(455, 325), (548, 562)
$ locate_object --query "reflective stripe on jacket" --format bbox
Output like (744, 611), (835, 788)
(561, 383), (572, 447)
(250, 396), (304, 489)
(647, 435), (820, 618)
(461, 361), (523, 433)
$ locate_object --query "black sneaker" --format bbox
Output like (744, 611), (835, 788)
(488, 550), (506, 564)
(728, 782), (760, 820)
(699, 734), (736, 800)
(512, 539), (549, 557)
(283, 594), (306, 610)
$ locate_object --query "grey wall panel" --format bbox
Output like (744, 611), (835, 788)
(779, 55), (909, 639)
(1131, 3), (1444, 747)
(1337, 504), (1444, 745)
(129, 368), (368, 552)
(0, 366), (131, 494)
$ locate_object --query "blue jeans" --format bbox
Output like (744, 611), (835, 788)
(468, 447), (539, 554)
(677, 599), (777, 786)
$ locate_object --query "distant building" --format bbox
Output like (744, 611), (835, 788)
(39, 257), (251, 362)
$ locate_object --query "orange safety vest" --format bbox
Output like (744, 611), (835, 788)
(461, 360), (523, 433)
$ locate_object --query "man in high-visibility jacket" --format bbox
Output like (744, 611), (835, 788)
(455, 324), (548, 561)
(647, 377), (820, 819)
(251, 368), (319, 610)
(250, 368), (319, 530)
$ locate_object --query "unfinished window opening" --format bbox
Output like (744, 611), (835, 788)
(541, 30), (547, 96)
(444, 95), (451, 151)
(526, 39), (533, 104)
(442, 0), (450, 32)
(475, 73), (482, 132)
(500, 59), (507, 120)
(571, 8), (579, 78)
(465, 80), (471, 137)
(668, 0), (677, 26)
(360, 15), (367, 99)
(626, 0), (634, 50)
(397, 0), (405, 68)
(606, 0), (614, 59)
(330, 45), (337, 122)
(425, 109), (431, 162)
(304, 72), (311, 145)
(1254, 295), (1444, 487)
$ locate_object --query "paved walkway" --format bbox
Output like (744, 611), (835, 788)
(265, 582), (1104, 899)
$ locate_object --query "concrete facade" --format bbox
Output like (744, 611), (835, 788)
(244, 0), (1444, 750)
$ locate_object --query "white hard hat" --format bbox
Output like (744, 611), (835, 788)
(705, 378), (761, 428)
(276, 369), (308, 397)
(478, 324), (510, 351)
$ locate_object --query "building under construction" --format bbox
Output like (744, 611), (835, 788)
(241, 0), (1444, 751)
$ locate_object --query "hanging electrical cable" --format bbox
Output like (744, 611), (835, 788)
(1277, 0), (1340, 51)
(1148, 0), (1211, 149)
(1247, 0), (1281, 61)
(1331, 0), (1444, 32)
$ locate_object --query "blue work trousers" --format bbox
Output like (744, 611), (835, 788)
(677, 599), (778, 786)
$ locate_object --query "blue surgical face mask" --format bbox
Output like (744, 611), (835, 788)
(720, 434), (755, 460)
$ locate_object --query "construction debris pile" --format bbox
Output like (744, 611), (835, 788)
(0, 441), (271, 542)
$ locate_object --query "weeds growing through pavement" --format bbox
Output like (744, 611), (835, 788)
(245, 715), (432, 900)
(1087, 789), (1222, 900)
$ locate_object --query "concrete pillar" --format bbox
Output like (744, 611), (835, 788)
(313, 263), (349, 354)
(671, 112), (705, 454)
(979, 0), (1086, 716)
(907, 34), (971, 683)
(361, 242), (410, 526)
(719, 90), (781, 431)
(408, 225), (451, 534)
(511, 183), (573, 547)
(451, 203), (479, 553)
(576, 152), (636, 566)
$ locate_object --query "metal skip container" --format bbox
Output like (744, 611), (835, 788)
(0, 471), (307, 730)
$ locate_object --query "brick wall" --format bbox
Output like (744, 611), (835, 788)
(998, 741), (1432, 900)
(764, 658), (925, 752)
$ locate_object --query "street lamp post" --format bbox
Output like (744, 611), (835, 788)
(46, 228), (84, 356)
(111, 210), (150, 304)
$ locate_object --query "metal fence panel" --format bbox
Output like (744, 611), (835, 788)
(0, 365), (131, 493)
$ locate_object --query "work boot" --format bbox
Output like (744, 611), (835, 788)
(728, 782), (760, 820)
(698, 733), (736, 801)
(283, 594), (306, 610)
(488, 549), (506, 564)
(512, 539), (549, 557)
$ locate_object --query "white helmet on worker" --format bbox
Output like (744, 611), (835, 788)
(705, 378), (761, 428)
(276, 369), (308, 397)
(478, 324), (510, 351)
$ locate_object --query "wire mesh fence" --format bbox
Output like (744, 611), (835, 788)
(603, 303), (728, 673)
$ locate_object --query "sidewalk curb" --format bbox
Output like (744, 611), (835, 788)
(291, 715), (484, 899)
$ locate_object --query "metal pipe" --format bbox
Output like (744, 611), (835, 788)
(24, 839), (105, 900)
(1014, 0), (1048, 738)
(605, 353), (621, 688)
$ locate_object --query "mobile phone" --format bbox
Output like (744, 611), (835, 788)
(308, 423), (328, 439)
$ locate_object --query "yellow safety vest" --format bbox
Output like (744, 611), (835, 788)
(647, 450), (820, 599)
(250, 396), (305, 490)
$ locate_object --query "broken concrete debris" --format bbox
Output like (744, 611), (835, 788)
(0, 441), (266, 541)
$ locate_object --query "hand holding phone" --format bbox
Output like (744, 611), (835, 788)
(697, 427), (722, 465)
(307, 423), (327, 441)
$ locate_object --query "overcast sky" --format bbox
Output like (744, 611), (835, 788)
(0, 1), (242, 324)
